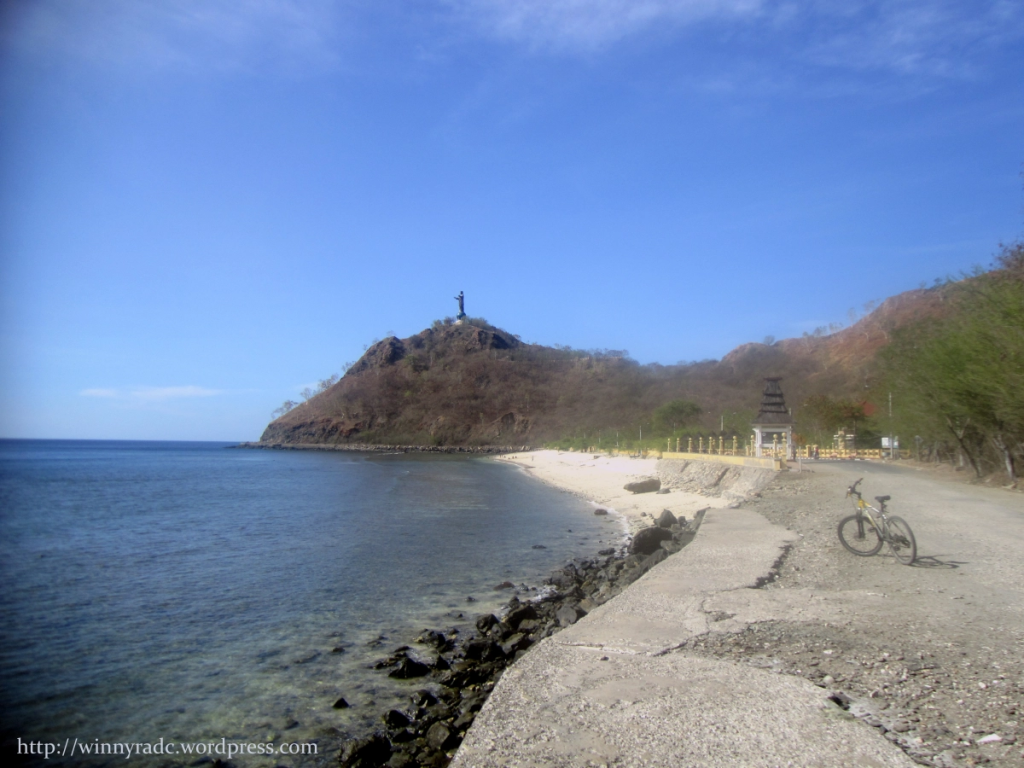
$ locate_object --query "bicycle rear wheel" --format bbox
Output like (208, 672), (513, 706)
(886, 516), (917, 565)
(837, 514), (883, 556)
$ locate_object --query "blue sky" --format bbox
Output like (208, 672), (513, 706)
(1, 0), (1022, 441)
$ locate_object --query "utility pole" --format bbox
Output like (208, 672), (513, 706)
(889, 392), (895, 460)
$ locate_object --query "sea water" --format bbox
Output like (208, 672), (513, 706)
(0, 441), (622, 765)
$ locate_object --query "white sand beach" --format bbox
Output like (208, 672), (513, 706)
(496, 450), (716, 532)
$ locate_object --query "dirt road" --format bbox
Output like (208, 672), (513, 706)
(683, 460), (1024, 767)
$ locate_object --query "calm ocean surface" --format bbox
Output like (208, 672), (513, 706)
(0, 440), (623, 765)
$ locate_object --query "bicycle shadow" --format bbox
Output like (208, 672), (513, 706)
(908, 554), (964, 569)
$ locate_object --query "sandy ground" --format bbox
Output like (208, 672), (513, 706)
(495, 450), (714, 533)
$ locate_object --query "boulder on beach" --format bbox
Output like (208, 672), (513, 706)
(630, 526), (673, 555)
(656, 509), (677, 528)
(624, 478), (661, 494)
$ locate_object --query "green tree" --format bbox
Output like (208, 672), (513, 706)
(652, 399), (702, 434)
(879, 242), (1024, 481)
(801, 395), (866, 443)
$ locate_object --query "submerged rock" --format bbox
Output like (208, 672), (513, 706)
(388, 658), (430, 679)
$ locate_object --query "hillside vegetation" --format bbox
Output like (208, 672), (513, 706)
(260, 287), (949, 449)
(880, 242), (1024, 483)
(262, 248), (1023, 483)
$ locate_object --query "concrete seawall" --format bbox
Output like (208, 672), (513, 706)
(451, 462), (916, 767)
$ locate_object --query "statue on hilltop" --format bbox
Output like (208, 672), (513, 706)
(454, 291), (466, 320)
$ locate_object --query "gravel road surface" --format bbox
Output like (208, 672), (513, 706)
(685, 460), (1024, 767)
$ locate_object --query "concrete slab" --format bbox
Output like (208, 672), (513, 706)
(451, 506), (917, 768)
(453, 644), (914, 768)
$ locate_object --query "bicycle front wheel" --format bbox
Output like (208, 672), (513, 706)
(838, 514), (883, 556)
(886, 516), (917, 565)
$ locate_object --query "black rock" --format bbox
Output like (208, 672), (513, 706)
(386, 750), (415, 767)
(390, 728), (417, 744)
(415, 629), (450, 650)
(656, 509), (678, 528)
(383, 709), (411, 729)
(493, 581), (515, 590)
(411, 689), (439, 708)
(597, 547), (615, 556)
(459, 691), (487, 714)
(339, 732), (392, 768)
(475, 613), (499, 633)
(501, 632), (531, 656)
(548, 564), (579, 590)
(593, 508), (608, 516)
(332, 697), (350, 709)
(388, 658), (430, 679)
(531, 544), (547, 549)
(630, 526), (673, 555)
(427, 702), (453, 721)
(505, 603), (538, 629)
(426, 722), (459, 751)
(462, 638), (504, 662)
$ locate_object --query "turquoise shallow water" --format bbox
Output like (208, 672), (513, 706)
(0, 441), (622, 765)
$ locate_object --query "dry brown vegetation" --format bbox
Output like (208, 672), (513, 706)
(260, 288), (950, 448)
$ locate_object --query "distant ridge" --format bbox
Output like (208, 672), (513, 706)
(260, 288), (948, 447)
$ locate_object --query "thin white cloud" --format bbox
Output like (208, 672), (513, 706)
(1, 0), (350, 75)
(130, 386), (224, 401)
(798, 0), (1024, 77)
(445, 0), (1024, 76)
(79, 386), (224, 401)
(446, 0), (765, 50)
(80, 388), (118, 398)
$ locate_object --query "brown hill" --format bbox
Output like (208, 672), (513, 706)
(259, 287), (949, 447)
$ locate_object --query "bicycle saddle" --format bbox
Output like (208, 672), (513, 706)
(875, 495), (891, 503)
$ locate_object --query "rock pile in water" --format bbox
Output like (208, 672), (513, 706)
(338, 512), (704, 768)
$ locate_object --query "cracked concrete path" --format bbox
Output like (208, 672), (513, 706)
(451, 505), (917, 768)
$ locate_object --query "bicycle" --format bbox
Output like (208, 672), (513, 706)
(837, 478), (917, 565)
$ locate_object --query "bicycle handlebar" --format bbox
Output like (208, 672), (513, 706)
(847, 477), (863, 498)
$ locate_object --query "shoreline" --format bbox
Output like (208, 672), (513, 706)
(335, 450), (713, 768)
(233, 441), (529, 454)
(494, 449), (721, 534)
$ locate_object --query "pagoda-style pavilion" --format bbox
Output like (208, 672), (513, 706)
(752, 377), (793, 458)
